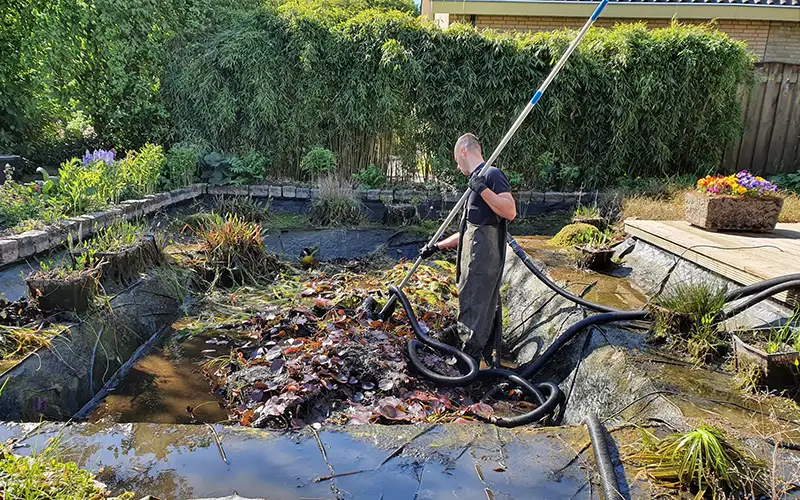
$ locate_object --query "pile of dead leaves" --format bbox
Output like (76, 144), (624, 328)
(203, 266), (499, 429)
(0, 298), (42, 327)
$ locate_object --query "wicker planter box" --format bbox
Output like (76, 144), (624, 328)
(684, 191), (783, 232)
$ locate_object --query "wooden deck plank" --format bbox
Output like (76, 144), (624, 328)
(625, 220), (800, 305)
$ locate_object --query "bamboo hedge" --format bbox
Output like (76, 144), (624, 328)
(163, 9), (754, 189)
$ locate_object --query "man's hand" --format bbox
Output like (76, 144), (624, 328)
(469, 174), (489, 195)
(419, 243), (439, 259)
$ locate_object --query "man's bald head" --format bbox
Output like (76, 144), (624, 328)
(454, 133), (482, 156)
(453, 133), (484, 175)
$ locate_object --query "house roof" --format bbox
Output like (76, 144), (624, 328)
(432, 0), (800, 20)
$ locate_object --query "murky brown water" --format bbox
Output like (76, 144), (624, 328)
(514, 235), (649, 311)
(90, 334), (229, 425)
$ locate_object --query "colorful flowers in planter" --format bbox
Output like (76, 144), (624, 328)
(696, 170), (779, 196)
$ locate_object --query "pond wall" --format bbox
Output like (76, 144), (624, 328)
(0, 271), (185, 420)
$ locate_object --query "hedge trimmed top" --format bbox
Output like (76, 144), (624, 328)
(164, 9), (753, 189)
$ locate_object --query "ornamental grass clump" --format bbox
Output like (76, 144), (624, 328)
(202, 214), (281, 284)
(651, 282), (727, 361)
(310, 175), (366, 227)
(630, 424), (768, 499)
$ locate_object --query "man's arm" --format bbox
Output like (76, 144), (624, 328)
(436, 232), (460, 250)
(481, 190), (516, 221)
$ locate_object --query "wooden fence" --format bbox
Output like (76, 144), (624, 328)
(723, 62), (800, 176)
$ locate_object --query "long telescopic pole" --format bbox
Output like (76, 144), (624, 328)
(379, 0), (610, 319)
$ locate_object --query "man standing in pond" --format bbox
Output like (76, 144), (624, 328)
(419, 133), (516, 365)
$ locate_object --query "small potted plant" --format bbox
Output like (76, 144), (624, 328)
(26, 256), (99, 312)
(731, 313), (800, 389)
(571, 205), (605, 230)
(686, 171), (783, 232)
(573, 229), (616, 271)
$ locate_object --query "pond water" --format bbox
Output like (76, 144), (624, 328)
(0, 421), (597, 499)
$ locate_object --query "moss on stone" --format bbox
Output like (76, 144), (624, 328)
(549, 223), (600, 248)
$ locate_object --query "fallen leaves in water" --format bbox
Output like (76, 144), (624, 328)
(199, 262), (496, 429)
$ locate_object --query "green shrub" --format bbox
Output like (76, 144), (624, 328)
(0, 169), (43, 231)
(771, 170), (800, 193)
(120, 143), (164, 197)
(164, 145), (200, 189)
(310, 175), (366, 226)
(164, 14), (753, 189)
(300, 147), (337, 179)
(229, 151), (268, 184)
(353, 164), (387, 189)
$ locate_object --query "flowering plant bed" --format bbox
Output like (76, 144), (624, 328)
(686, 171), (782, 232)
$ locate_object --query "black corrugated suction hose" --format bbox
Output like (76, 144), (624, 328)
(389, 286), (564, 426)
(585, 413), (622, 500)
(381, 234), (800, 428)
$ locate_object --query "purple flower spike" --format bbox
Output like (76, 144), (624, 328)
(82, 149), (115, 166)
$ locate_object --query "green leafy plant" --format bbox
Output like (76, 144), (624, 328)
(229, 150), (267, 185)
(353, 164), (387, 189)
(770, 170), (800, 193)
(300, 147), (337, 179)
(310, 175), (366, 226)
(630, 424), (768, 498)
(573, 205), (601, 219)
(0, 166), (44, 230)
(120, 143), (164, 197)
(164, 145), (200, 189)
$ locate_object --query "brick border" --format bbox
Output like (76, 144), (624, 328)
(0, 183), (593, 267)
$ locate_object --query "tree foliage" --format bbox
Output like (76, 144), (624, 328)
(164, 10), (754, 189)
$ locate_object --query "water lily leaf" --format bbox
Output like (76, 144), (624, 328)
(378, 379), (394, 391)
(362, 381), (375, 390)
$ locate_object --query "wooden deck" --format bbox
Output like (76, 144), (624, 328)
(624, 220), (800, 306)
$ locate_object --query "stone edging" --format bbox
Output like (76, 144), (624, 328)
(0, 183), (592, 267)
(0, 184), (206, 267)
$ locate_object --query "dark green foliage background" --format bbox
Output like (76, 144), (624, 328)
(164, 9), (753, 189)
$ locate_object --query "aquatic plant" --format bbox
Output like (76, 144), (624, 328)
(310, 175), (365, 227)
(0, 324), (66, 363)
(651, 282), (727, 360)
(630, 424), (768, 498)
(81, 219), (147, 254)
(203, 214), (265, 267)
(0, 437), (133, 500)
(573, 205), (601, 219)
(214, 195), (271, 223)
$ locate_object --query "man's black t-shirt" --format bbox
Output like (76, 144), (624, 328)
(466, 163), (511, 226)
